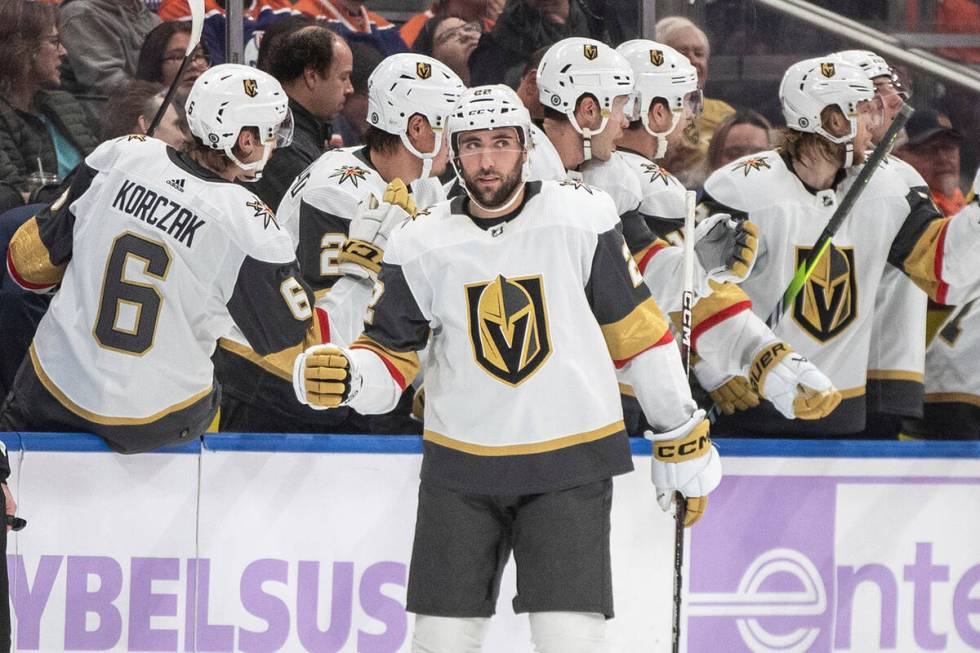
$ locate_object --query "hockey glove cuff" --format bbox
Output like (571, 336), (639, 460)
(645, 410), (721, 527)
(693, 213), (759, 284)
(749, 342), (842, 420)
(338, 179), (413, 281)
(292, 344), (362, 410)
(694, 359), (760, 415)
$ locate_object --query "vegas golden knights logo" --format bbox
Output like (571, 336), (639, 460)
(416, 62), (432, 79)
(243, 79), (258, 97)
(584, 44), (598, 60)
(465, 274), (552, 386)
(650, 49), (665, 66)
(793, 245), (857, 342)
(820, 62), (835, 78)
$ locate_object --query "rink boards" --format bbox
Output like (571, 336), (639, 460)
(0, 433), (978, 653)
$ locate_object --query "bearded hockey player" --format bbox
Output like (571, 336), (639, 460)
(292, 85), (722, 652)
(1, 64), (325, 452)
(830, 49), (928, 438)
(538, 37), (839, 427)
(214, 53), (464, 433)
(703, 56), (980, 437)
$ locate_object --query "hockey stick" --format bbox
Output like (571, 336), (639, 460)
(671, 190), (697, 653)
(765, 103), (913, 330)
(147, 0), (205, 136)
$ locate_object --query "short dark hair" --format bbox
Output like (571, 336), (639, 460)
(0, 0), (57, 94)
(363, 125), (402, 155)
(137, 21), (193, 85)
(266, 24), (337, 84)
(256, 15), (315, 73)
(102, 80), (165, 141)
(412, 13), (454, 57)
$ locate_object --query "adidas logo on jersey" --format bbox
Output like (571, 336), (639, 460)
(167, 178), (186, 192)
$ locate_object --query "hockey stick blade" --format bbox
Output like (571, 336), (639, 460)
(765, 102), (914, 330)
(147, 0), (205, 136)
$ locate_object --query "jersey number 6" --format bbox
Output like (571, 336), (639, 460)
(93, 232), (171, 355)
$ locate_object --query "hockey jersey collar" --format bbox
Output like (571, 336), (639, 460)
(166, 147), (235, 184)
(781, 149), (847, 197)
(452, 181), (542, 231)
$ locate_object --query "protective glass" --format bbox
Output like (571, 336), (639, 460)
(269, 107), (294, 148)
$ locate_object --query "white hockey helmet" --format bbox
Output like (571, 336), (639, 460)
(366, 53), (466, 177)
(780, 57), (878, 167)
(833, 49), (911, 99)
(616, 39), (702, 158)
(184, 64), (293, 176)
(536, 37), (634, 160)
(447, 85), (533, 212)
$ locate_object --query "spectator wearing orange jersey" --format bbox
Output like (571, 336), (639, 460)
(318, 0), (407, 56)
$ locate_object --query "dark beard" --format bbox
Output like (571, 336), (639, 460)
(465, 162), (522, 208)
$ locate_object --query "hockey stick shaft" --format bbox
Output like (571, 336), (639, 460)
(671, 190), (697, 653)
(147, 0), (205, 136)
(765, 103), (914, 330)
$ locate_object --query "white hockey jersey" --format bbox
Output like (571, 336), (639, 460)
(527, 123), (566, 182)
(6, 137), (318, 444)
(865, 154), (928, 419)
(703, 149), (969, 435)
(345, 180), (696, 494)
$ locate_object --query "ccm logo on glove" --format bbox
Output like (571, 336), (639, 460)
(654, 424), (711, 462)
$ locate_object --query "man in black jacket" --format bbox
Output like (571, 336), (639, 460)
(249, 25), (353, 210)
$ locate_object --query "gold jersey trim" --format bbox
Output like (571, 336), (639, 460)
(218, 338), (295, 381)
(29, 343), (213, 425)
(867, 369), (925, 383)
(423, 420), (626, 456)
(903, 217), (950, 303)
(838, 386), (866, 399)
(601, 297), (670, 363)
(924, 392), (980, 407)
(619, 383), (636, 397)
(8, 216), (65, 287)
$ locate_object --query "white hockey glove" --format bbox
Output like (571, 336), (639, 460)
(337, 178), (415, 281)
(693, 213), (759, 284)
(292, 344), (363, 410)
(645, 410), (721, 527)
(694, 358), (760, 415)
(748, 342), (842, 420)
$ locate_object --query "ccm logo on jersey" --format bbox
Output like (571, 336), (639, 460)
(112, 180), (206, 248)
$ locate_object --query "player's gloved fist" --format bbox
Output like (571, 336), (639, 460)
(338, 179), (413, 281)
(693, 213), (758, 284)
(292, 344), (362, 410)
(749, 341), (842, 420)
(645, 409), (722, 527)
(693, 358), (760, 415)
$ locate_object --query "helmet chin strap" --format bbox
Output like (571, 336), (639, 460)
(843, 141), (855, 168)
(642, 110), (683, 160)
(568, 112), (609, 164)
(226, 142), (273, 182)
(401, 129), (443, 179)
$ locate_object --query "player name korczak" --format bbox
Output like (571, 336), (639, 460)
(111, 180), (207, 248)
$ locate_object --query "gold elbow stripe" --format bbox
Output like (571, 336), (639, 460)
(8, 217), (65, 287)
(902, 218), (950, 303)
(924, 392), (980, 407)
(653, 420), (711, 462)
(424, 420), (625, 456)
(601, 297), (670, 363)
(30, 344), (212, 425)
(350, 336), (421, 389)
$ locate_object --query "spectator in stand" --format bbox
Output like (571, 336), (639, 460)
(0, 0), (99, 204)
(249, 25), (353, 210)
(413, 15), (483, 85)
(469, 0), (597, 87)
(332, 41), (383, 147)
(59, 0), (160, 97)
(656, 16), (735, 188)
(400, 0), (493, 48)
(895, 109), (966, 217)
(101, 81), (189, 150)
(319, 0), (407, 57)
(706, 110), (774, 174)
(136, 21), (211, 104)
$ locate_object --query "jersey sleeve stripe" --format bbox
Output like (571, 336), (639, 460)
(314, 307), (330, 344)
(350, 336), (420, 391)
(600, 296), (673, 367)
(901, 217), (951, 303)
(6, 217), (65, 291)
(692, 300), (752, 351)
(689, 282), (753, 350)
(636, 240), (668, 274)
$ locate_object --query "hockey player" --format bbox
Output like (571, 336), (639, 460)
(214, 53), (464, 433)
(293, 85), (722, 652)
(834, 49), (927, 437)
(702, 56), (980, 437)
(0, 64), (325, 452)
(538, 37), (840, 426)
